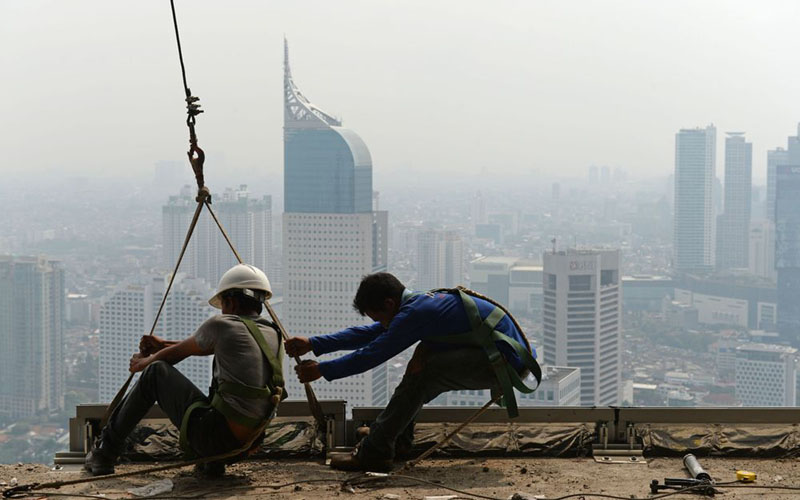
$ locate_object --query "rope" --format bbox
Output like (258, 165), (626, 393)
(203, 201), (327, 429)
(405, 395), (502, 469)
(169, 0), (205, 190)
(100, 191), (209, 428)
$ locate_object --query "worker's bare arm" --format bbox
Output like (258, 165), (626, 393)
(139, 336), (180, 356)
(129, 337), (212, 373)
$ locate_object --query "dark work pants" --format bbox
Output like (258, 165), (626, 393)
(104, 360), (240, 457)
(357, 346), (500, 463)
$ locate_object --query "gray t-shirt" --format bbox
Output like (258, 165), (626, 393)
(193, 314), (282, 421)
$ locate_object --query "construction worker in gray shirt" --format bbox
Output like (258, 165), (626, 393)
(85, 264), (285, 476)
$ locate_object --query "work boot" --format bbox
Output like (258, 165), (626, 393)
(84, 441), (117, 476)
(329, 449), (393, 472)
(355, 426), (413, 460)
(194, 461), (226, 479)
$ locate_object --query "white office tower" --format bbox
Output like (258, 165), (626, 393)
(282, 40), (389, 407)
(749, 219), (777, 281)
(99, 273), (215, 402)
(0, 256), (64, 419)
(735, 343), (797, 406)
(543, 249), (621, 405)
(716, 133), (752, 270)
(162, 185), (273, 286)
(674, 125), (716, 273)
(416, 230), (464, 291)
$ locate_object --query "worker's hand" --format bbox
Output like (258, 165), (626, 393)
(139, 336), (167, 356)
(286, 337), (313, 357)
(295, 360), (322, 384)
(129, 353), (153, 373)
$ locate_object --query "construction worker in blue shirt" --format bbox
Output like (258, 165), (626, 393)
(287, 272), (539, 471)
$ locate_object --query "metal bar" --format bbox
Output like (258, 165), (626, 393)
(352, 406), (800, 425)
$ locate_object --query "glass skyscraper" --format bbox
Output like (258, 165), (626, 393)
(282, 39), (388, 407)
(776, 166), (800, 346)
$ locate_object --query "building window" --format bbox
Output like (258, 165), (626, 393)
(569, 275), (591, 291)
(547, 274), (557, 290)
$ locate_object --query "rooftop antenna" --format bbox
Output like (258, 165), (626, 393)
(551, 238), (557, 254)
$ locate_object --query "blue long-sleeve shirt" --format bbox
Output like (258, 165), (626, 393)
(310, 290), (537, 381)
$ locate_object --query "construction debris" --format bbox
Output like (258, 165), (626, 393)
(127, 478), (174, 497)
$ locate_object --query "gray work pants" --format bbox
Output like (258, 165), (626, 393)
(357, 345), (500, 463)
(103, 360), (241, 458)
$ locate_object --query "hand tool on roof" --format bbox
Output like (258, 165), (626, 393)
(650, 454), (718, 496)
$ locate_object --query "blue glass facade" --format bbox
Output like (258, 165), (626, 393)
(776, 166), (800, 345)
(284, 126), (372, 213)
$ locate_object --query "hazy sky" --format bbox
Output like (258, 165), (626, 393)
(3, 0), (800, 185)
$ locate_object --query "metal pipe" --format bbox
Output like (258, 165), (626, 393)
(683, 453), (712, 481)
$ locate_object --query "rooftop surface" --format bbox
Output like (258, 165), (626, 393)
(3, 456), (799, 499)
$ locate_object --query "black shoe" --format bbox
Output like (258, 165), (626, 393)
(84, 444), (117, 476)
(329, 450), (393, 472)
(194, 461), (226, 479)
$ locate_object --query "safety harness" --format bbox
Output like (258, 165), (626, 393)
(426, 288), (542, 418)
(178, 316), (287, 455)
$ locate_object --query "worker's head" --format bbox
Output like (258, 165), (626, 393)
(209, 264), (272, 315)
(352, 272), (406, 328)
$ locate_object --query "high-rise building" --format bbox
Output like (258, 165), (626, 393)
(542, 249), (621, 406)
(749, 219), (776, 281)
(767, 148), (788, 224)
(282, 39), (388, 407)
(674, 125), (716, 273)
(735, 343), (797, 406)
(0, 256), (64, 419)
(716, 132), (752, 270)
(416, 230), (464, 291)
(162, 185), (273, 286)
(776, 165), (800, 346)
(99, 274), (215, 402)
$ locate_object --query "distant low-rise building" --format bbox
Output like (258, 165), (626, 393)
(469, 256), (542, 320)
(673, 274), (776, 330)
(622, 276), (674, 313)
(443, 365), (581, 407)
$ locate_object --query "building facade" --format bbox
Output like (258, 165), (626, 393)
(162, 185), (273, 287)
(0, 256), (64, 419)
(735, 343), (797, 406)
(674, 125), (716, 273)
(282, 39), (388, 407)
(749, 219), (777, 281)
(716, 132), (752, 270)
(99, 274), (215, 402)
(776, 165), (800, 346)
(542, 249), (621, 406)
(416, 229), (464, 291)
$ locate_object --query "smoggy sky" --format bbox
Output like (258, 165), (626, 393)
(3, 0), (800, 184)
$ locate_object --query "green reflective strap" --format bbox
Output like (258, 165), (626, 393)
(217, 380), (271, 399)
(240, 317), (285, 391)
(211, 392), (263, 429)
(179, 400), (211, 455)
(276, 342), (288, 401)
(458, 290), (484, 331)
(490, 330), (542, 391)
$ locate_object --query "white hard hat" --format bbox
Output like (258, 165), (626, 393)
(209, 264), (272, 309)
